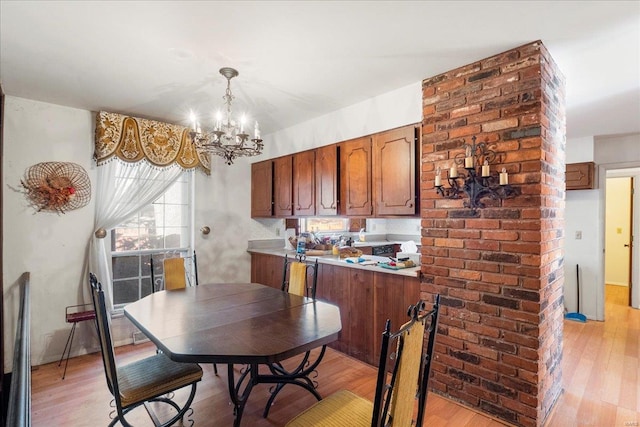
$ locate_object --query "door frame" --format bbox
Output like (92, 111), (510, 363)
(599, 164), (640, 316)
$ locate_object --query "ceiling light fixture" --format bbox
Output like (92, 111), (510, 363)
(189, 67), (263, 165)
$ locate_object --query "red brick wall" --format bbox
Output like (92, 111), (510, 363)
(420, 41), (565, 427)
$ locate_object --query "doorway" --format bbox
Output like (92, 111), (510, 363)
(604, 168), (640, 314)
(604, 175), (634, 306)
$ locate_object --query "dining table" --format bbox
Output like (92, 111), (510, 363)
(124, 282), (342, 426)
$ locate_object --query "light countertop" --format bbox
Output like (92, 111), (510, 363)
(247, 247), (421, 278)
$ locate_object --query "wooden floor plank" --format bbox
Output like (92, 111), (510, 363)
(31, 285), (640, 426)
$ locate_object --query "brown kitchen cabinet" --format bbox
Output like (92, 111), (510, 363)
(250, 253), (283, 289)
(566, 162), (595, 190)
(293, 149), (316, 216)
(315, 264), (351, 354)
(373, 125), (418, 215)
(251, 252), (422, 367)
(251, 160), (273, 217)
(273, 155), (293, 217)
(372, 274), (420, 365)
(340, 136), (373, 216)
(315, 144), (339, 215)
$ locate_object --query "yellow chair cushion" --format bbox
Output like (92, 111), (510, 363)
(163, 257), (186, 290)
(390, 318), (427, 426)
(285, 389), (373, 427)
(117, 353), (202, 408)
(288, 262), (308, 297)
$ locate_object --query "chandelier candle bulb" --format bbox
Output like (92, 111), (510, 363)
(254, 121), (260, 140)
(215, 111), (222, 131)
(500, 167), (508, 185)
(435, 167), (442, 187)
(449, 164), (458, 178)
(482, 160), (490, 177)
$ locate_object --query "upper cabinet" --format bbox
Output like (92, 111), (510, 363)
(273, 155), (293, 217)
(340, 136), (373, 216)
(373, 125), (418, 216)
(271, 150), (316, 217)
(251, 160), (273, 217)
(293, 150), (316, 216)
(316, 144), (339, 215)
(250, 123), (420, 219)
(566, 162), (595, 190)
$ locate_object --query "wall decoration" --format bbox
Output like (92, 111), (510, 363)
(20, 162), (91, 214)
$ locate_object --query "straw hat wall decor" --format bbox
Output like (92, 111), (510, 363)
(19, 162), (91, 214)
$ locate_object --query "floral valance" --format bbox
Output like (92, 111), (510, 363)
(94, 111), (210, 175)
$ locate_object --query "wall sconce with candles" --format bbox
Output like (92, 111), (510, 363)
(434, 136), (519, 209)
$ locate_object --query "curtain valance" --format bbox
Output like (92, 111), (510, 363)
(94, 111), (210, 175)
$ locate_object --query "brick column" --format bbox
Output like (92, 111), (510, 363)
(420, 41), (565, 427)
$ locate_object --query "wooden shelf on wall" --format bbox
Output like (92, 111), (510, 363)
(566, 162), (595, 190)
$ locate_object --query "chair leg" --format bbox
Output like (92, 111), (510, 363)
(213, 363), (218, 375)
(58, 322), (77, 380)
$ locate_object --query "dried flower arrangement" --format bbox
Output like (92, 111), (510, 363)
(20, 162), (91, 213)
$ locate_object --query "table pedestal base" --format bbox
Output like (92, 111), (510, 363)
(227, 346), (327, 427)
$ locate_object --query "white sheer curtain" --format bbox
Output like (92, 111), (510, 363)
(88, 160), (183, 311)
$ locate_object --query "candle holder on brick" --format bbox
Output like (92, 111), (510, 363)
(434, 136), (519, 209)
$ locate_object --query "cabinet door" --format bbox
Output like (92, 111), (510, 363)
(293, 150), (315, 216)
(251, 160), (273, 217)
(251, 254), (284, 289)
(340, 137), (372, 216)
(348, 269), (374, 364)
(315, 144), (338, 215)
(316, 264), (350, 354)
(273, 156), (293, 217)
(373, 125), (417, 215)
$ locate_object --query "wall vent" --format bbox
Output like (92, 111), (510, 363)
(132, 330), (149, 345)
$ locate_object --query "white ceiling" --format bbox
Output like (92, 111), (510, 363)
(1, 1), (639, 140)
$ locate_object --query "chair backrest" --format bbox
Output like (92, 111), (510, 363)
(164, 257), (188, 290)
(150, 251), (198, 292)
(281, 254), (319, 299)
(89, 273), (121, 403)
(371, 295), (440, 427)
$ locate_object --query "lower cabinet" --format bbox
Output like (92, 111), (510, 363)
(251, 253), (421, 367)
(250, 253), (284, 289)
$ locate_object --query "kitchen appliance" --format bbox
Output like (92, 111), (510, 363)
(371, 244), (395, 257)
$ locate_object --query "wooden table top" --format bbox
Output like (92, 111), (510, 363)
(124, 283), (342, 364)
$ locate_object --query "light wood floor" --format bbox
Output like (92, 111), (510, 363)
(31, 287), (639, 426)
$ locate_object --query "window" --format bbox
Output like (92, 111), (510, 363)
(110, 172), (193, 308)
(301, 218), (349, 234)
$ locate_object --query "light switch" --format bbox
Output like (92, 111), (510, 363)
(616, 227), (622, 234)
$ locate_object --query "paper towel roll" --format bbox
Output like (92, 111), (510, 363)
(285, 228), (296, 250)
(400, 240), (418, 253)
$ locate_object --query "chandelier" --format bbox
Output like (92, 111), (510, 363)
(434, 136), (519, 209)
(190, 67), (263, 165)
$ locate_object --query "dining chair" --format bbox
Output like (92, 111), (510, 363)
(260, 254), (321, 417)
(285, 295), (440, 427)
(149, 252), (218, 374)
(89, 273), (203, 427)
(150, 251), (199, 292)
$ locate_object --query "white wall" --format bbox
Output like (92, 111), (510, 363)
(564, 133), (640, 320)
(595, 134), (640, 311)
(3, 97), (97, 369)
